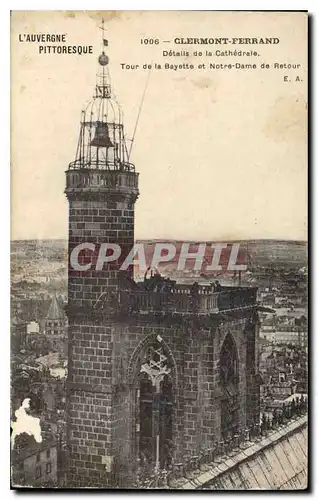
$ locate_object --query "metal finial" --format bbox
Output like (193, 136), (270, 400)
(98, 18), (109, 65)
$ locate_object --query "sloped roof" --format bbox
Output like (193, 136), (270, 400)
(178, 416), (307, 491)
(35, 352), (60, 368)
(46, 295), (65, 320)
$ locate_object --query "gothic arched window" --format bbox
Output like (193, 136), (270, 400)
(219, 334), (239, 439)
(136, 338), (173, 472)
(220, 334), (238, 388)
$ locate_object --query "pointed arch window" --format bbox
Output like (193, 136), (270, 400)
(136, 339), (173, 472)
(220, 334), (239, 439)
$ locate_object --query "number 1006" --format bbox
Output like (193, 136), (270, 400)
(140, 38), (159, 45)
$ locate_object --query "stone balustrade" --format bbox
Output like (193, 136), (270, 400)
(133, 395), (308, 489)
(65, 168), (138, 194)
(119, 285), (257, 316)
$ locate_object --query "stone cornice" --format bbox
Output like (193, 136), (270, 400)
(65, 303), (258, 329)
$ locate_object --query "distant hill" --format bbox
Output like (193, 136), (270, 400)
(244, 240), (307, 267)
(137, 239), (307, 269)
(11, 238), (307, 269)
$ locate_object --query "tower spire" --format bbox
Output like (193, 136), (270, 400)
(69, 20), (132, 171)
(96, 18), (111, 99)
(99, 18), (108, 50)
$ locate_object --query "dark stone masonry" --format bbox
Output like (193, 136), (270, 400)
(64, 41), (260, 488)
(65, 166), (260, 487)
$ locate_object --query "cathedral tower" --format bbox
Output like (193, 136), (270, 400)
(65, 23), (260, 490)
(65, 26), (139, 487)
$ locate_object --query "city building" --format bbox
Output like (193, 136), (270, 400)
(11, 436), (58, 487)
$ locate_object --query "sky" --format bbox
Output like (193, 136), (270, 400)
(11, 11), (307, 241)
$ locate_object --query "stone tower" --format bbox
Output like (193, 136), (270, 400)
(65, 28), (139, 487)
(45, 295), (66, 352)
(65, 26), (260, 489)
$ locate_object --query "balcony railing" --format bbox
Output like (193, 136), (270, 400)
(65, 169), (139, 193)
(119, 285), (257, 316)
(134, 395), (308, 489)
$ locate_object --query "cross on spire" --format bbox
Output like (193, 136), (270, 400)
(99, 18), (108, 50)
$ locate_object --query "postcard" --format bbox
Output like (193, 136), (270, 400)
(11, 11), (308, 489)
